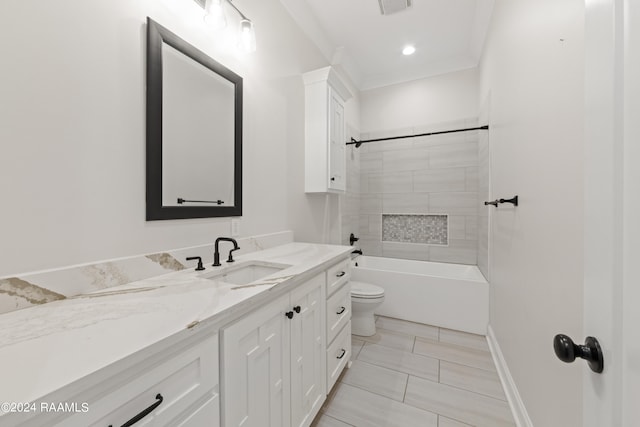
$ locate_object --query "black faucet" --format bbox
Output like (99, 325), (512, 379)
(213, 237), (240, 266)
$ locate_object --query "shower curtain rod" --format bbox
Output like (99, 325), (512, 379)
(346, 125), (489, 148)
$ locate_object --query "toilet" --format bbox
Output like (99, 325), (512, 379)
(350, 280), (385, 336)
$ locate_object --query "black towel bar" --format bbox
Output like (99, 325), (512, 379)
(499, 196), (518, 206)
(484, 195), (519, 207)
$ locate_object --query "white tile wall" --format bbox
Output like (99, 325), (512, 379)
(429, 192), (478, 216)
(345, 118), (482, 265)
(382, 241), (431, 261)
(476, 110), (490, 280)
(341, 125), (361, 246)
(413, 168), (466, 193)
(428, 142), (478, 169)
(383, 149), (429, 172)
(382, 193), (429, 214)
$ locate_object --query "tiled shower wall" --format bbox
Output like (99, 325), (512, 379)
(340, 125), (361, 246)
(477, 103), (490, 280)
(352, 118), (480, 264)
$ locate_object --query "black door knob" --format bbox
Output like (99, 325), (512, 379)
(553, 334), (604, 373)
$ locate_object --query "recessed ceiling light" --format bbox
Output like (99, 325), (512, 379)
(402, 45), (416, 56)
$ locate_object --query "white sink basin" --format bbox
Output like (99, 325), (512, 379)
(202, 261), (291, 286)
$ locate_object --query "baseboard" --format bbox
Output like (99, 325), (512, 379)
(486, 325), (534, 427)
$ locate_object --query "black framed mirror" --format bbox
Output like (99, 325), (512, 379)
(146, 17), (242, 220)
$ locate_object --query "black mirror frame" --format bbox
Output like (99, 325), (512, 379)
(146, 17), (243, 221)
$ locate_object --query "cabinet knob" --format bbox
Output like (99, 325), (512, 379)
(285, 311), (294, 319)
(293, 306), (301, 313)
(330, 177), (336, 181)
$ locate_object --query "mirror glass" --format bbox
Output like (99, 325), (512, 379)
(146, 18), (242, 220)
(162, 44), (236, 207)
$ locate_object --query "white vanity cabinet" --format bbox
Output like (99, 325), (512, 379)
(1, 244), (355, 427)
(324, 259), (352, 391)
(303, 66), (353, 194)
(26, 333), (221, 427)
(221, 273), (326, 427)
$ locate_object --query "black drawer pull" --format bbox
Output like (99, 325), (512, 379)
(293, 305), (301, 313)
(285, 311), (294, 319)
(336, 306), (346, 315)
(109, 393), (163, 427)
(337, 349), (346, 359)
(336, 271), (346, 278)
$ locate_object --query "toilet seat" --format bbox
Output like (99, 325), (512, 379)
(350, 281), (384, 299)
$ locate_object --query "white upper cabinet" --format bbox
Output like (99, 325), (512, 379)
(303, 67), (353, 193)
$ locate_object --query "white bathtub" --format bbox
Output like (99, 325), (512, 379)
(351, 256), (489, 335)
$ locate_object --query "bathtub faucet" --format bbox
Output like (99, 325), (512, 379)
(351, 249), (363, 255)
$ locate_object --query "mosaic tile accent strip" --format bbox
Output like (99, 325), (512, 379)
(382, 214), (448, 245)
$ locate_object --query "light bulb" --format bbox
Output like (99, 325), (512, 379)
(402, 45), (416, 55)
(204, 0), (227, 30)
(238, 19), (256, 53)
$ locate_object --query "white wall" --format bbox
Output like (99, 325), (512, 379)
(478, 1), (584, 425)
(360, 68), (479, 134)
(0, 0), (330, 277)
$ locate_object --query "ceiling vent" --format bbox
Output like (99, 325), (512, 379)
(378, 0), (412, 15)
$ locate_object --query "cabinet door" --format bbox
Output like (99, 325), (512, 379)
(222, 294), (291, 427)
(328, 90), (346, 192)
(289, 274), (327, 427)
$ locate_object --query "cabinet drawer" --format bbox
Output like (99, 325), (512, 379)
(326, 323), (351, 392)
(326, 259), (350, 297)
(173, 394), (219, 427)
(82, 334), (219, 427)
(326, 282), (351, 345)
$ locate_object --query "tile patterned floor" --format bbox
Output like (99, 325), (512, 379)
(311, 316), (516, 427)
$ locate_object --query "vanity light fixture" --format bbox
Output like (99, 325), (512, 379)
(204, 0), (227, 29)
(201, 0), (256, 53)
(238, 18), (256, 53)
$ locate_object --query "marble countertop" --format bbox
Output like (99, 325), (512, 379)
(0, 242), (352, 410)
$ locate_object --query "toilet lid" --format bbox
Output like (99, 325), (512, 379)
(350, 281), (385, 298)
